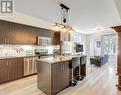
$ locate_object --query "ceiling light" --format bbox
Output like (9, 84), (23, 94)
(94, 27), (104, 32)
(52, 3), (74, 32)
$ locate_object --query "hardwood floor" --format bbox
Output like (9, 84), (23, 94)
(0, 56), (121, 95)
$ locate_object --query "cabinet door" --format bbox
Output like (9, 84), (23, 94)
(6, 22), (15, 44)
(0, 21), (7, 44)
(15, 58), (23, 79)
(0, 20), (15, 44)
(52, 31), (61, 45)
(60, 61), (69, 90)
(52, 62), (61, 95)
(0, 59), (8, 84)
(8, 58), (23, 81)
(51, 61), (69, 95)
(13, 24), (36, 45)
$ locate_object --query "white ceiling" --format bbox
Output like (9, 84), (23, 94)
(1, 0), (121, 34)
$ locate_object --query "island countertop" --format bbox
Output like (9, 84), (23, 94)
(37, 55), (83, 64)
(37, 57), (71, 64)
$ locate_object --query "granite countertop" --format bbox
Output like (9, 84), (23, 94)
(0, 55), (38, 60)
(37, 55), (83, 64)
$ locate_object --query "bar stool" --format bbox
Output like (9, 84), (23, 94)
(69, 57), (80, 86)
(78, 56), (87, 81)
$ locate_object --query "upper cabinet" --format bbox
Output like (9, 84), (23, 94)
(52, 31), (61, 45)
(52, 31), (70, 45)
(12, 24), (36, 45)
(0, 20), (52, 45)
(0, 21), (14, 44)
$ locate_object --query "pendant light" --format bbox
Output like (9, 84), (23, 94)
(52, 3), (74, 32)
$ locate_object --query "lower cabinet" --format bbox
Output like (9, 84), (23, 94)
(51, 61), (69, 95)
(37, 60), (69, 95)
(8, 58), (24, 81)
(0, 58), (24, 84)
(0, 59), (8, 84)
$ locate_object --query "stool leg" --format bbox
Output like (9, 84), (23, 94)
(69, 68), (77, 86)
(79, 65), (81, 78)
(79, 65), (85, 81)
(72, 69), (73, 81)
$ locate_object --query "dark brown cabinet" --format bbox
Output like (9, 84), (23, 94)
(37, 60), (69, 95)
(0, 59), (8, 84)
(13, 24), (36, 45)
(0, 20), (36, 45)
(0, 20), (52, 45)
(51, 61), (69, 95)
(0, 58), (23, 84)
(8, 58), (23, 81)
(52, 31), (61, 45)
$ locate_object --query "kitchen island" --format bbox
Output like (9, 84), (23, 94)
(37, 56), (71, 95)
(37, 55), (86, 95)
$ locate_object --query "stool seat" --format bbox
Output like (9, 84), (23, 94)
(69, 57), (80, 69)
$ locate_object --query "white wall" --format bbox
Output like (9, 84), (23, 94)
(70, 32), (87, 55)
(86, 34), (102, 57)
(86, 30), (117, 57)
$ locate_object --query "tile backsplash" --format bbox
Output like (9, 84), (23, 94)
(0, 45), (59, 58)
(0, 45), (35, 57)
(0, 45), (59, 57)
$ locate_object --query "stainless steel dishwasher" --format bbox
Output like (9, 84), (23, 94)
(24, 57), (38, 76)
